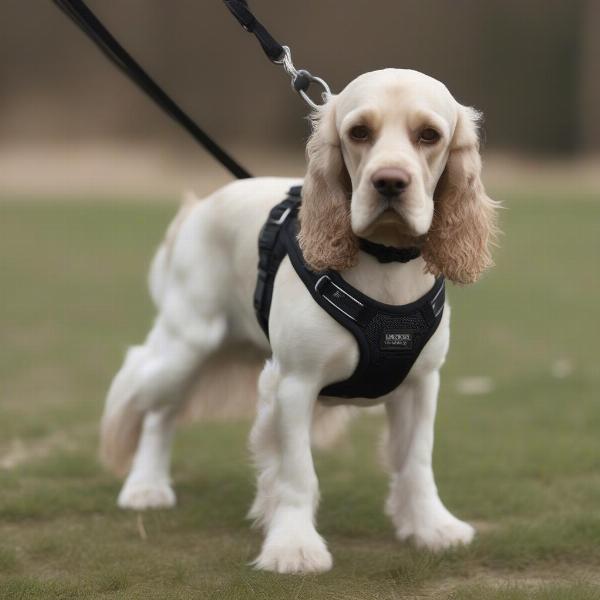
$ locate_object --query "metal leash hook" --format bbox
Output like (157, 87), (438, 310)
(274, 46), (331, 110)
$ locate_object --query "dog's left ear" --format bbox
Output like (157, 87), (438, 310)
(422, 105), (500, 284)
(298, 99), (359, 272)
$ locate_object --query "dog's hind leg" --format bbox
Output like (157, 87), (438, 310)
(117, 406), (178, 509)
(101, 303), (227, 509)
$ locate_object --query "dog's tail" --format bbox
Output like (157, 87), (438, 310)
(99, 345), (150, 476)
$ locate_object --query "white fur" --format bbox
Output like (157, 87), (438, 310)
(101, 70), (480, 574)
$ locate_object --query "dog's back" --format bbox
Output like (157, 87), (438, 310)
(150, 177), (301, 324)
(100, 177), (301, 473)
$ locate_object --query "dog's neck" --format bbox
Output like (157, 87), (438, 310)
(343, 253), (434, 306)
(342, 224), (433, 306)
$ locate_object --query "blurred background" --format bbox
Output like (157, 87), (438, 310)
(1, 2), (600, 597)
(1, 0), (599, 197)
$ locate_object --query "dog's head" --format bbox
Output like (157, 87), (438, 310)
(298, 69), (499, 284)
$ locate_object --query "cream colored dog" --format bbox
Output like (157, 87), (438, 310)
(101, 69), (498, 574)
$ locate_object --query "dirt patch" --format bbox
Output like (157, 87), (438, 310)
(430, 566), (600, 598)
(0, 142), (305, 200)
(1, 143), (599, 200)
(0, 432), (75, 470)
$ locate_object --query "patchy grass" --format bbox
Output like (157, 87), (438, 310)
(0, 191), (599, 599)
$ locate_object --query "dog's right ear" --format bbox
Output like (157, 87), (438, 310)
(422, 105), (500, 284)
(298, 99), (359, 272)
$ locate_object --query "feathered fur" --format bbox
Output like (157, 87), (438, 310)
(101, 69), (498, 574)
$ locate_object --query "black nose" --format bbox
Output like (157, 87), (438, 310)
(371, 168), (411, 198)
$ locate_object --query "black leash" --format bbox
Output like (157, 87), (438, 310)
(223, 1), (331, 109)
(52, 0), (252, 179)
(51, 0), (332, 180)
(223, 0), (285, 62)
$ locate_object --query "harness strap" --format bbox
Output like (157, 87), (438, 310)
(253, 186), (302, 336)
(314, 276), (369, 325)
(51, 0), (252, 180)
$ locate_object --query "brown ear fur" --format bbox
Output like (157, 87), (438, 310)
(298, 101), (359, 272)
(422, 106), (500, 285)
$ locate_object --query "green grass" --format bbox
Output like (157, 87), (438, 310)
(0, 191), (599, 599)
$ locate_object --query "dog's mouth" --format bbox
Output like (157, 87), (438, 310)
(351, 190), (431, 241)
(378, 205), (426, 236)
(359, 213), (425, 248)
(380, 206), (401, 219)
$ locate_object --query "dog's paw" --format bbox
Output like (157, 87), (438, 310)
(117, 479), (176, 510)
(395, 510), (475, 551)
(253, 529), (333, 574)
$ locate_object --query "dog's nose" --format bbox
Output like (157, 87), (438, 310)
(371, 168), (411, 198)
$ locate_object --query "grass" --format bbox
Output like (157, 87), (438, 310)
(0, 190), (599, 599)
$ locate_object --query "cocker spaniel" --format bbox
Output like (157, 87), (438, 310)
(100, 68), (498, 574)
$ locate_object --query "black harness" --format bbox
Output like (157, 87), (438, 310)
(254, 186), (446, 400)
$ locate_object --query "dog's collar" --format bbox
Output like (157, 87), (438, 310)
(358, 238), (421, 264)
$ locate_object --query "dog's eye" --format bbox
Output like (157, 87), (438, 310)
(419, 128), (441, 144)
(349, 125), (370, 142)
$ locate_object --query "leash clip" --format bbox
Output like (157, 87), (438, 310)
(273, 46), (331, 110)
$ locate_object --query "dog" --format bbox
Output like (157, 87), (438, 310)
(100, 68), (498, 573)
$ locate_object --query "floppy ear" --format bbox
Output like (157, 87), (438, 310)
(422, 106), (500, 285)
(298, 100), (359, 272)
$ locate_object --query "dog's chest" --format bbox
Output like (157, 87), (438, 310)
(256, 192), (447, 401)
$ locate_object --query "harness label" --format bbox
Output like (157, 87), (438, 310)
(381, 331), (413, 351)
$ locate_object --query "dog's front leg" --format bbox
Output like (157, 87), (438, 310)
(385, 370), (475, 550)
(253, 372), (332, 574)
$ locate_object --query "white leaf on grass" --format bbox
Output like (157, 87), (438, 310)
(455, 376), (494, 396)
(551, 357), (573, 379)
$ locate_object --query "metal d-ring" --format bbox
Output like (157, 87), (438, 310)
(273, 46), (331, 110)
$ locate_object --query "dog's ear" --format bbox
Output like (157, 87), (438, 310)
(422, 105), (499, 284)
(298, 100), (359, 272)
